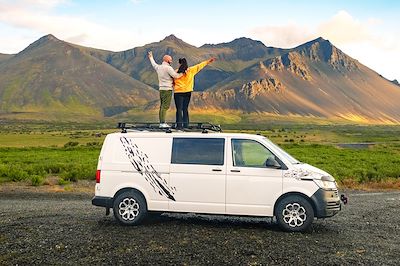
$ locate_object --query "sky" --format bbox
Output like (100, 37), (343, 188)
(0, 0), (399, 80)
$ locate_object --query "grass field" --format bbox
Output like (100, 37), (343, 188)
(0, 146), (100, 186)
(0, 121), (399, 188)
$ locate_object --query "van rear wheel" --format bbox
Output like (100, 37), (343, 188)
(275, 195), (314, 232)
(113, 191), (147, 225)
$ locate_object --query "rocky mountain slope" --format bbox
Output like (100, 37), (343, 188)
(1, 34), (399, 124)
(85, 35), (285, 91)
(0, 35), (157, 118)
(0, 53), (13, 63)
(192, 38), (400, 124)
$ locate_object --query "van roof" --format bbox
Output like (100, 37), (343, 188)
(117, 122), (222, 133)
(108, 131), (266, 140)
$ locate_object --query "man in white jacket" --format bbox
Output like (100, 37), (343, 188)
(148, 51), (182, 128)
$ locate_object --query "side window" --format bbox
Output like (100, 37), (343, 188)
(232, 139), (280, 168)
(172, 138), (225, 165)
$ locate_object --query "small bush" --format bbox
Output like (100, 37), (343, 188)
(58, 178), (70, 186)
(63, 141), (79, 148)
(7, 168), (28, 182)
(86, 142), (100, 147)
(61, 170), (79, 182)
(30, 175), (44, 186)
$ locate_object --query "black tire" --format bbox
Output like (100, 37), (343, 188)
(113, 191), (147, 225)
(275, 195), (314, 232)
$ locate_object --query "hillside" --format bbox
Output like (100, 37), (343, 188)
(0, 35), (157, 119)
(1, 34), (399, 124)
(87, 35), (284, 91)
(0, 53), (13, 63)
(191, 38), (400, 124)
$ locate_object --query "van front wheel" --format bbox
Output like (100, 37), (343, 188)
(275, 195), (314, 232)
(113, 191), (147, 225)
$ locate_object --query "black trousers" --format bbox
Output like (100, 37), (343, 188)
(174, 92), (191, 128)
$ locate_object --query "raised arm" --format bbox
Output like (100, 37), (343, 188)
(167, 66), (183, 79)
(148, 51), (158, 69)
(191, 58), (216, 75)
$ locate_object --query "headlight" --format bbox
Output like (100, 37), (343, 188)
(314, 176), (337, 190)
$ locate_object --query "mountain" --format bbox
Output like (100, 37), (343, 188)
(192, 38), (400, 124)
(95, 34), (209, 89)
(201, 37), (286, 62)
(0, 34), (157, 119)
(1, 34), (399, 124)
(88, 35), (284, 91)
(0, 53), (13, 63)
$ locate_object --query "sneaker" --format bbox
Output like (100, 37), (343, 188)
(159, 123), (170, 128)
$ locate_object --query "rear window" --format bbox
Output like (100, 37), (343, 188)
(171, 138), (225, 165)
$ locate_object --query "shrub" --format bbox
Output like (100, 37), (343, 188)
(86, 142), (100, 147)
(30, 175), (44, 186)
(63, 141), (79, 148)
(58, 178), (70, 186)
(61, 169), (79, 182)
(7, 168), (29, 182)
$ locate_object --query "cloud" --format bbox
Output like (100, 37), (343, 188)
(251, 22), (316, 48)
(249, 10), (400, 80)
(0, 0), (137, 51)
(22, 0), (68, 8)
(249, 10), (397, 49)
(317, 10), (372, 44)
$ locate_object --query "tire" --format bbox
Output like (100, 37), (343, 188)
(275, 195), (314, 232)
(113, 191), (147, 225)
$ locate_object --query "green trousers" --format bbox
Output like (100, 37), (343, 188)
(159, 90), (172, 123)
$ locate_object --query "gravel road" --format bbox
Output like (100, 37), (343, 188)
(1, 189), (399, 265)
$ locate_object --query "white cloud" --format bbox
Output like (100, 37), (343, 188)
(251, 22), (316, 48)
(0, 0), (138, 51)
(317, 10), (371, 44)
(249, 10), (400, 80)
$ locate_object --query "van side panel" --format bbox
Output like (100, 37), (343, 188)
(169, 137), (227, 214)
(98, 134), (173, 211)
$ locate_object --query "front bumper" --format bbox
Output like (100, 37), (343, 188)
(310, 188), (341, 218)
(92, 196), (113, 208)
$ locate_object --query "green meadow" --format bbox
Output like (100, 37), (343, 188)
(0, 121), (399, 188)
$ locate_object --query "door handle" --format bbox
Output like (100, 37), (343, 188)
(212, 169), (222, 172)
(230, 169), (241, 173)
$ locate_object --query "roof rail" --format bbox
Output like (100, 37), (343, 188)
(117, 122), (222, 133)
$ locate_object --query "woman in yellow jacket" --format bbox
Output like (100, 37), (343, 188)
(174, 57), (215, 129)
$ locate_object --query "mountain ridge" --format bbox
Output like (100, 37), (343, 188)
(1, 34), (399, 124)
(0, 34), (157, 119)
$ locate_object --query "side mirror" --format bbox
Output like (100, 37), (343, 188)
(265, 157), (282, 169)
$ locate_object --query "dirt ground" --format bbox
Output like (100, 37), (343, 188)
(0, 184), (399, 265)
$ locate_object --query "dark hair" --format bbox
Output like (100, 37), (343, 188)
(177, 58), (188, 73)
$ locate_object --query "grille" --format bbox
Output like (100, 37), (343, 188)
(326, 201), (341, 210)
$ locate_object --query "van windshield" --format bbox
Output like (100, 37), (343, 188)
(262, 137), (300, 164)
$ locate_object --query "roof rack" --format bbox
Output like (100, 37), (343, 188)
(117, 122), (222, 133)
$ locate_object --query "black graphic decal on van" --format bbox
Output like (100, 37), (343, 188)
(120, 137), (176, 201)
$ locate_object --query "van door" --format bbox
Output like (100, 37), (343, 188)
(226, 138), (283, 216)
(169, 137), (226, 214)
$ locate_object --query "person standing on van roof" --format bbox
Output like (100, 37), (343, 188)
(173, 57), (215, 129)
(148, 51), (183, 128)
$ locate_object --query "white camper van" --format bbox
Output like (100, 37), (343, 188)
(92, 123), (344, 232)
